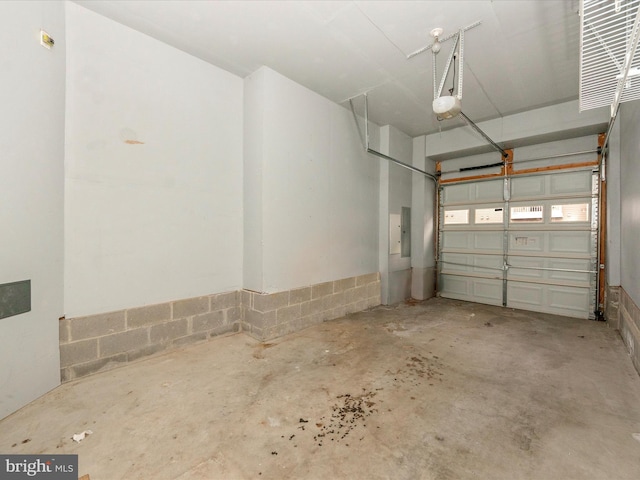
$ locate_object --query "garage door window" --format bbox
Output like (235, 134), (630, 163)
(475, 207), (503, 224)
(444, 209), (469, 225)
(551, 203), (589, 222)
(510, 205), (543, 223)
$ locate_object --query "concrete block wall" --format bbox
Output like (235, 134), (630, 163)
(242, 273), (381, 341)
(605, 285), (620, 329)
(59, 291), (240, 381)
(59, 273), (382, 381)
(619, 288), (640, 375)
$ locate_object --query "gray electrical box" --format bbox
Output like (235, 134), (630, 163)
(0, 280), (31, 320)
(401, 207), (411, 258)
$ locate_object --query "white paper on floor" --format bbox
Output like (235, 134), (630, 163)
(633, 433), (640, 443)
(72, 430), (93, 443)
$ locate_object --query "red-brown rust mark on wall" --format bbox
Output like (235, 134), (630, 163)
(124, 139), (145, 145)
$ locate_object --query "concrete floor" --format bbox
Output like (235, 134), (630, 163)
(2, 298), (640, 480)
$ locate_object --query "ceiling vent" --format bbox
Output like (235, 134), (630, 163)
(579, 0), (640, 113)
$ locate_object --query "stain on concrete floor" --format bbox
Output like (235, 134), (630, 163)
(1, 298), (640, 479)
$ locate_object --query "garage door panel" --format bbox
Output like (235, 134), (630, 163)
(443, 180), (503, 204)
(474, 231), (503, 250)
(508, 232), (544, 253)
(511, 176), (545, 198)
(507, 282), (544, 306)
(440, 253), (503, 276)
(507, 282), (591, 318)
(547, 259), (593, 283)
(441, 231), (503, 252)
(440, 275), (502, 306)
(440, 275), (469, 297)
(549, 171), (593, 196)
(475, 181), (504, 202)
(507, 256), (592, 284)
(474, 280), (503, 302)
(548, 286), (590, 315)
(548, 231), (592, 255)
(510, 170), (593, 200)
(443, 184), (473, 204)
(441, 231), (470, 249)
(439, 167), (598, 320)
(507, 231), (592, 256)
(506, 257), (545, 280)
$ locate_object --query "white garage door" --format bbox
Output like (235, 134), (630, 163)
(438, 169), (598, 319)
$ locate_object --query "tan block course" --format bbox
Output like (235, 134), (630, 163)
(301, 298), (323, 317)
(59, 319), (70, 344)
(367, 295), (380, 308)
(366, 282), (380, 299)
(252, 291), (289, 312)
(242, 273), (381, 342)
(345, 286), (367, 304)
(99, 327), (149, 357)
(70, 310), (125, 341)
(210, 291), (238, 311)
(193, 311), (225, 333)
(345, 302), (359, 315)
(173, 296), (209, 318)
(127, 344), (167, 363)
(150, 319), (189, 344)
(245, 309), (277, 330)
(619, 289), (640, 376)
(127, 302), (171, 328)
(289, 287), (311, 304)
(69, 354), (127, 380)
(277, 304), (301, 324)
(332, 305), (346, 318)
(356, 272), (379, 286)
(312, 282), (334, 299)
(60, 280), (379, 381)
(247, 324), (265, 341)
(322, 292), (344, 311)
(60, 339), (98, 368)
(173, 332), (209, 347)
(334, 277), (355, 293)
(241, 290), (252, 310)
(227, 307), (241, 322)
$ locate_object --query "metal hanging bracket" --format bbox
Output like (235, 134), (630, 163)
(407, 21), (481, 59)
(348, 94), (438, 183)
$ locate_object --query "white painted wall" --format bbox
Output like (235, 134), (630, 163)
(65, 3), (243, 316)
(0, 1), (65, 419)
(384, 126), (413, 304)
(619, 100), (640, 306)
(378, 131), (391, 304)
(411, 136), (436, 300)
(243, 67), (379, 292)
(243, 68), (266, 292)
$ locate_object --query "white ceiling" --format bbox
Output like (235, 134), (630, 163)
(74, 0), (581, 138)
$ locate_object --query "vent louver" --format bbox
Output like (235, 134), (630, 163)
(579, 0), (640, 112)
